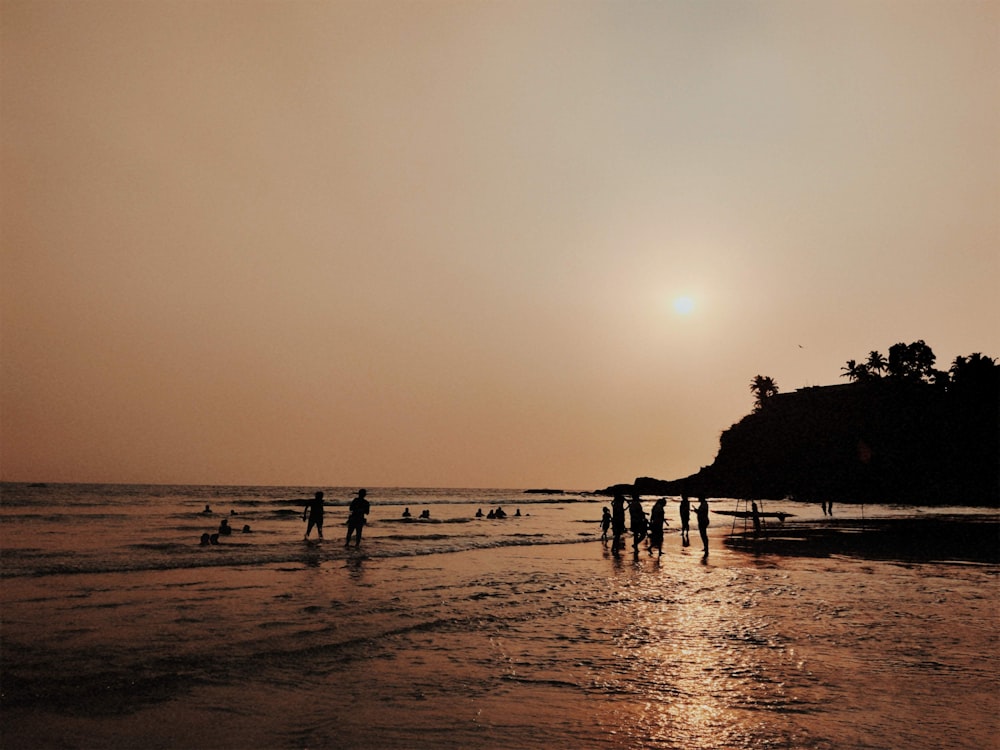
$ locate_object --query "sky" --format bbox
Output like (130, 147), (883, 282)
(2, 0), (997, 490)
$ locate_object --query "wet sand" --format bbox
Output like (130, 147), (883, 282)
(3, 513), (998, 749)
(726, 515), (1000, 564)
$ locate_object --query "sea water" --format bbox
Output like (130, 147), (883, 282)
(1, 484), (997, 749)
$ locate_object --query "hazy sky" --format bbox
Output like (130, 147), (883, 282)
(2, 0), (997, 489)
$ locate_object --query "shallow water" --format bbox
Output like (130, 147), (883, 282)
(2, 484), (997, 749)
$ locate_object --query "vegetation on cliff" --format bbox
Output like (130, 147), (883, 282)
(610, 342), (999, 505)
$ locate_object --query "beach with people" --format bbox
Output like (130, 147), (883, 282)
(2, 483), (997, 749)
(4, 1), (997, 747)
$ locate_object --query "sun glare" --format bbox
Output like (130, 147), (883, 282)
(673, 296), (695, 315)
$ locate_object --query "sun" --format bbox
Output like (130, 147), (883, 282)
(672, 295), (695, 315)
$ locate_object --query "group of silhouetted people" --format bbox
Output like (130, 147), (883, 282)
(475, 506), (517, 519)
(195, 489), (717, 558)
(604, 494), (711, 558)
(300, 489), (370, 547)
(198, 506), (252, 545)
(198, 489), (373, 549)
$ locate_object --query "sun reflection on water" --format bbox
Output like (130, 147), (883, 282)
(591, 562), (816, 750)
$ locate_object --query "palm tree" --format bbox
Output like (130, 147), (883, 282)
(749, 374), (779, 411)
(840, 360), (870, 382)
(865, 350), (887, 378)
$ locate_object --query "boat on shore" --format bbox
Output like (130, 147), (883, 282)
(712, 509), (794, 521)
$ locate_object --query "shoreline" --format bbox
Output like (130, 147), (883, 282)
(722, 513), (999, 564)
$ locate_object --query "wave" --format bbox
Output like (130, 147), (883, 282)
(0, 535), (594, 579)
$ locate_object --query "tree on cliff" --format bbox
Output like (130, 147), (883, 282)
(840, 360), (870, 383)
(844, 342), (942, 384)
(749, 375), (779, 411)
(887, 340), (937, 382)
(866, 350), (888, 377)
(949, 352), (998, 392)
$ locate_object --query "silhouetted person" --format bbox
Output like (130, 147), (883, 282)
(751, 501), (762, 536)
(202, 505), (212, 515)
(514, 508), (521, 517)
(600, 507), (612, 543)
(487, 509), (496, 519)
(611, 495), (627, 554)
(200, 533), (211, 546)
(210, 533), (220, 545)
(218, 518), (232, 536)
(402, 507), (411, 518)
(242, 524), (252, 533)
(346, 489), (369, 547)
(679, 495), (691, 546)
(419, 509), (430, 519)
(629, 494), (648, 553)
(695, 497), (710, 556)
(303, 491), (325, 540)
(495, 506), (507, 519)
(476, 508), (483, 518)
(648, 498), (666, 557)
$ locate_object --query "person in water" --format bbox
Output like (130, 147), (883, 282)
(202, 505), (212, 515)
(419, 509), (430, 519)
(628, 494), (648, 553)
(647, 497), (667, 557)
(610, 495), (627, 553)
(218, 518), (232, 536)
(402, 507), (411, 518)
(475, 508), (483, 518)
(303, 491), (325, 541)
(600, 507), (612, 542)
(346, 489), (370, 547)
(679, 494), (691, 547)
(695, 497), (710, 556)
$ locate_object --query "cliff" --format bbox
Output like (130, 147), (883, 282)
(604, 374), (999, 505)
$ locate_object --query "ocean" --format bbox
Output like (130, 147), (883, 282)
(1, 483), (997, 749)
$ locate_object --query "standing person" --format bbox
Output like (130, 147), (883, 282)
(695, 496), (710, 556)
(303, 491), (325, 541)
(345, 489), (370, 548)
(751, 501), (762, 536)
(679, 494), (691, 547)
(648, 498), (667, 557)
(628, 494), (648, 553)
(600, 507), (612, 543)
(611, 495), (627, 554)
